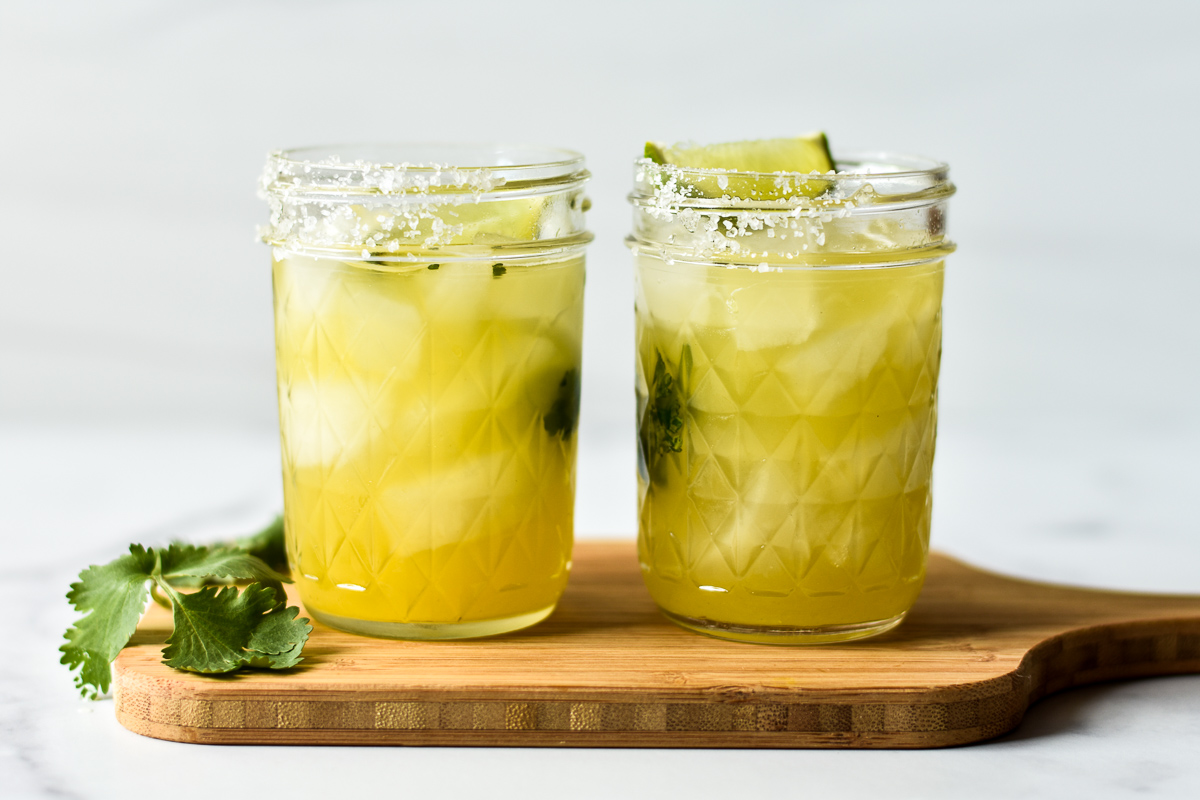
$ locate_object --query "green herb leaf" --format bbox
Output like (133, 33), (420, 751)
(60, 545), (157, 699)
(246, 605), (309, 668)
(160, 583), (311, 673)
(543, 369), (581, 438)
(649, 349), (686, 455)
(232, 515), (289, 572)
(639, 345), (689, 485)
(492, 262), (506, 278)
(62, 520), (310, 699)
(159, 543), (288, 598)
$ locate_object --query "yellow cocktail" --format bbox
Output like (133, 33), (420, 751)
(630, 144), (955, 643)
(262, 145), (591, 639)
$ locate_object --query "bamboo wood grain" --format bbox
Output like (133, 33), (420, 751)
(113, 540), (1200, 748)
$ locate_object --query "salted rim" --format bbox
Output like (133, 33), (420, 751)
(263, 143), (589, 197)
(627, 150), (954, 267)
(276, 143), (585, 171)
(630, 150), (954, 211)
(636, 151), (949, 181)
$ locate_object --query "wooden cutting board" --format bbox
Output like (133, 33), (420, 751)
(113, 540), (1200, 748)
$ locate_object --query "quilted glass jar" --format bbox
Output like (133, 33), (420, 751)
(261, 145), (591, 639)
(629, 152), (955, 643)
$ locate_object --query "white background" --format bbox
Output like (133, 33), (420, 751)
(3, 1), (1200, 798)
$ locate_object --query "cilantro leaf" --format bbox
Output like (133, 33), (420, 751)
(543, 368), (581, 438)
(159, 542), (288, 599)
(233, 515), (288, 572)
(647, 348), (687, 455)
(160, 583), (311, 673)
(60, 545), (157, 698)
(246, 605), (309, 668)
(639, 345), (690, 486)
(62, 522), (311, 698)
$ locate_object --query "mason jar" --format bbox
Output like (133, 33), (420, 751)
(261, 144), (591, 639)
(628, 151), (955, 643)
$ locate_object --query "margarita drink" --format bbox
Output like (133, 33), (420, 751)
(262, 145), (591, 639)
(630, 150), (955, 643)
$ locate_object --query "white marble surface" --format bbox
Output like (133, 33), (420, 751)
(4, 1), (1200, 797)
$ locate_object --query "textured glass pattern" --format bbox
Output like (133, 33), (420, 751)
(273, 254), (583, 626)
(635, 256), (944, 630)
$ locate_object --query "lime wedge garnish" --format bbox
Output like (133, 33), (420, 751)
(350, 195), (548, 252)
(645, 135), (833, 173)
(644, 135), (835, 199)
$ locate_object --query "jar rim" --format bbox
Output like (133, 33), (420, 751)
(635, 150), (948, 181)
(630, 150), (953, 212)
(260, 143), (592, 255)
(627, 150), (954, 268)
(263, 143), (588, 198)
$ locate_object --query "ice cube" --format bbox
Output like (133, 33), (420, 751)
(274, 253), (340, 330)
(418, 260), (492, 322)
(280, 380), (369, 468)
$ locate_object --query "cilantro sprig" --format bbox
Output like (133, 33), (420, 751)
(61, 518), (311, 699)
(647, 346), (689, 452)
(639, 345), (690, 486)
(543, 368), (581, 439)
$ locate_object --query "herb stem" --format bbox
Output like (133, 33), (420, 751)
(149, 581), (172, 609)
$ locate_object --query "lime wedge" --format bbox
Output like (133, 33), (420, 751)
(350, 195), (548, 252)
(644, 134), (835, 199)
(645, 135), (833, 173)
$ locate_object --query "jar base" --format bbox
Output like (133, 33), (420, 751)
(308, 603), (557, 641)
(659, 608), (907, 645)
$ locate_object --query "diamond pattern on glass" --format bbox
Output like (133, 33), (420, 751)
(636, 256), (944, 628)
(274, 255), (583, 625)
